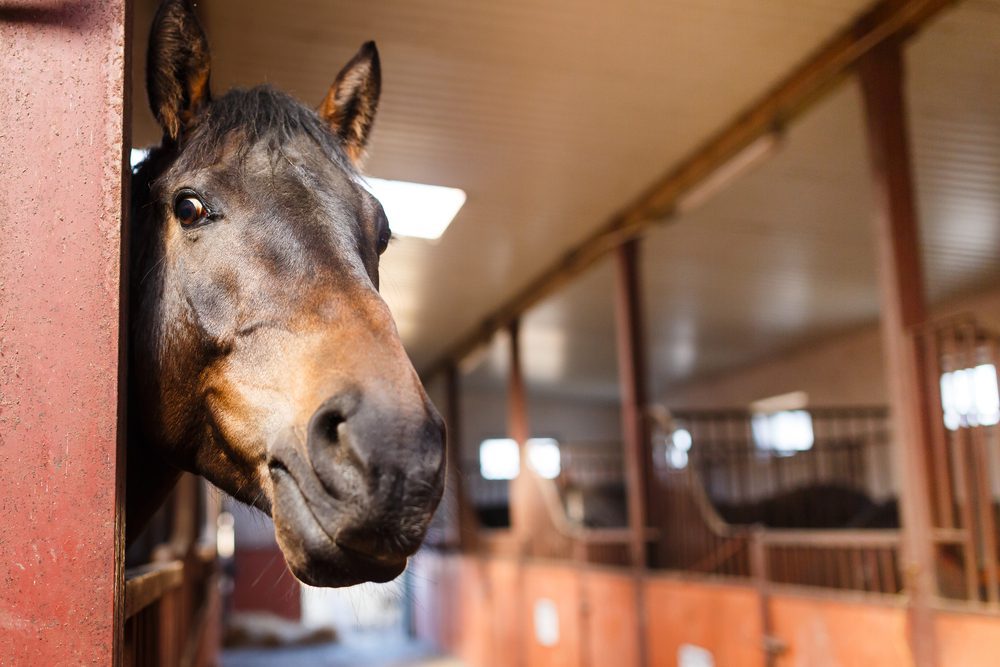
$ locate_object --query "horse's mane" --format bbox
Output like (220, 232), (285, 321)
(135, 85), (358, 185)
(178, 85), (358, 174)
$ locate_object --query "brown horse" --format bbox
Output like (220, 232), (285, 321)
(128, 0), (445, 587)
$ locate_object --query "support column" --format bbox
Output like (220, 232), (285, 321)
(0, 1), (130, 663)
(859, 41), (937, 667)
(507, 320), (533, 551)
(614, 240), (652, 569)
(613, 240), (652, 667)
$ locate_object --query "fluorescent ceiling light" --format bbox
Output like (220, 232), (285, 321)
(361, 177), (466, 240)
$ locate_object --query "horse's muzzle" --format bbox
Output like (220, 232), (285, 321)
(268, 389), (446, 587)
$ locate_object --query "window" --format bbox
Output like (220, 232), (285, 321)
(940, 363), (1000, 430)
(665, 427), (691, 470)
(751, 410), (814, 454)
(526, 438), (561, 479)
(479, 438), (520, 480)
(478, 437), (562, 480)
(750, 392), (813, 455)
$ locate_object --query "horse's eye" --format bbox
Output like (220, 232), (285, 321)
(174, 195), (208, 226)
(377, 228), (391, 255)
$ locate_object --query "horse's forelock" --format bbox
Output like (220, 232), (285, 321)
(172, 86), (359, 178)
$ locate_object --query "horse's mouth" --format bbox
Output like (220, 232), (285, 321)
(269, 463), (408, 587)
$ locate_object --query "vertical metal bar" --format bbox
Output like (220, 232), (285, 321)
(859, 41), (938, 667)
(732, 414), (743, 503)
(506, 320), (534, 558)
(750, 531), (777, 667)
(851, 548), (865, 592)
(923, 327), (954, 529)
(867, 549), (882, 594)
(963, 324), (999, 605)
(881, 548), (898, 594)
(948, 325), (980, 602)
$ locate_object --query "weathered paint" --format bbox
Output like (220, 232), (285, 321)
(0, 0), (129, 663)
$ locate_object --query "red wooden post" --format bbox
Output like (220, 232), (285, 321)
(507, 320), (533, 549)
(613, 240), (651, 569)
(859, 41), (938, 667)
(613, 240), (652, 667)
(0, 1), (130, 663)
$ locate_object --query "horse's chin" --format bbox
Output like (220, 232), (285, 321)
(269, 466), (408, 587)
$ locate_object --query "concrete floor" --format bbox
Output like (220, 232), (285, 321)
(221, 637), (464, 667)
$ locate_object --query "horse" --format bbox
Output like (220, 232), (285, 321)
(127, 0), (445, 587)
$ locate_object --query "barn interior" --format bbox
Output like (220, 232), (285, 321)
(124, 0), (1000, 665)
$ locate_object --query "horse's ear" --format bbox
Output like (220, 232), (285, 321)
(319, 41), (381, 164)
(147, 0), (212, 142)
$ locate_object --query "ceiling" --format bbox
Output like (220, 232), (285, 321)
(130, 0), (1000, 401)
(462, 0), (1000, 400)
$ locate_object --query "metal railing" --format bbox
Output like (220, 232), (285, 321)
(921, 315), (1000, 606)
(652, 406), (902, 595)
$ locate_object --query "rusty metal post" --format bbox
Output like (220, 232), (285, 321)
(507, 320), (533, 549)
(613, 240), (651, 569)
(0, 1), (130, 663)
(613, 240), (652, 667)
(859, 40), (938, 667)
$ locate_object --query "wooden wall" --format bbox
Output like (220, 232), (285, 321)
(412, 551), (1000, 667)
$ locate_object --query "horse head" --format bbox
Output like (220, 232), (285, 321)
(129, 0), (445, 586)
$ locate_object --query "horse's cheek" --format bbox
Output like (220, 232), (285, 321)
(186, 280), (237, 342)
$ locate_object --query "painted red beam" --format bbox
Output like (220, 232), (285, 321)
(0, 1), (129, 663)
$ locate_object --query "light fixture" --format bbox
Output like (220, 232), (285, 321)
(360, 177), (466, 240)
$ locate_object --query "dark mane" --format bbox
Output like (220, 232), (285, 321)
(180, 86), (357, 172)
(134, 86), (357, 189)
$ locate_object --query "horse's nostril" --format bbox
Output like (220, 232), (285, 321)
(268, 459), (290, 476)
(316, 410), (345, 445)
